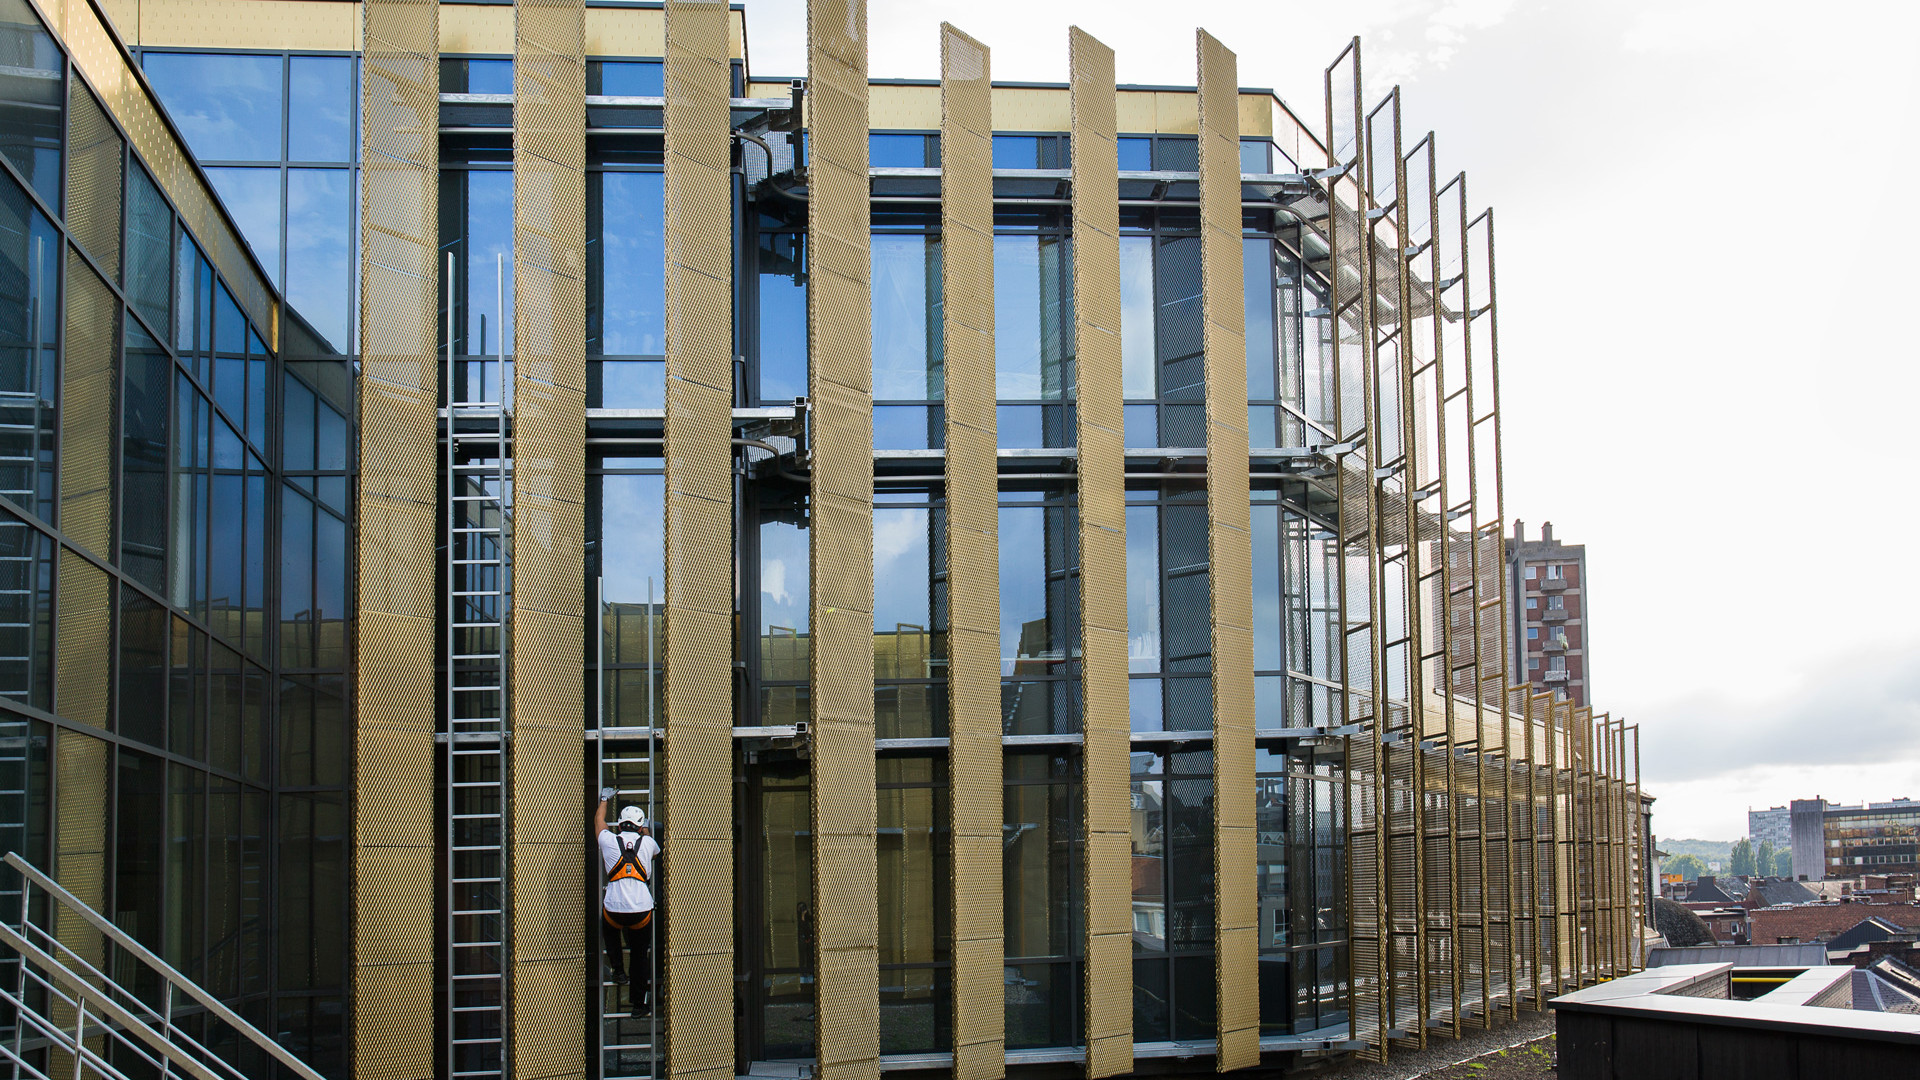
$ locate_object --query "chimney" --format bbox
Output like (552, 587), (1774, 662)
(1513, 519), (1525, 542)
(1542, 521), (1554, 544)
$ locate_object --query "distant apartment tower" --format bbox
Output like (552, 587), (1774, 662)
(1507, 520), (1592, 705)
(1750, 805), (1792, 848)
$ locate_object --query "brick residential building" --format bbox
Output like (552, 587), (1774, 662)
(1507, 521), (1591, 705)
(1749, 903), (1920, 946)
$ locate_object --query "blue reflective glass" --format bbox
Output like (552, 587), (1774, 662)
(285, 168), (350, 351)
(757, 231), (807, 402)
(1239, 139), (1270, 173)
(600, 473), (664, 603)
(315, 508), (346, 654)
(759, 516), (809, 681)
(591, 170), (663, 356)
(0, 0), (62, 208)
(872, 506), (932, 640)
(1244, 238), (1275, 399)
(244, 471), (266, 654)
(443, 58), (513, 95)
(991, 135), (1037, 169)
(216, 357), (245, 432)
(455, 170), (514, 367)
(0, 176), (59, 520)
(143, 52), (284, 162)
(1250, 503), (1281, 671)
(595, 361), (664, 410)
(869, 134), (926, 169)
(213, 416), (243, 470)
(871, 234), (941, 401)
(205, 167), (281, 283)
(288, 56), (353, 163)
(1123, 404), (1156, 448)
(315, 399), (346, 471)
(873, 406), (939, 452)
(1129, 678), (1161, 732)
(995, 405), (1041, 450)
(591, 60), (664, 97)
(214, 281), (246, 352)
(1116, 137), (1151, 172)
(993, 235), (1067, 401)
(1119, 235), (1154, 399)
(1126, 504), (1159, 673)
(174, 236), (198, 353)
(283, 377), (315, 472)
(210, 473), (241, 628)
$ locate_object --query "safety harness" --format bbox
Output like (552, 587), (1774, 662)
(608, 828), (649, 885)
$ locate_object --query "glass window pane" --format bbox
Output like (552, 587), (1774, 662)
(122, 322), (170, 592)
(143, 52), (284, 162)
(590, 60), (664, 97)
(1244, 238), (1275, 400)
(991, 135), (1037, 169)
(0, 178), (60, 522)
(204, 167), (281, 284)
(441, 58), (514, 95)
(1152, 137), (1197, 171)
(1120, 235), (1154, 399)
(288, 56), (353, 162)
(125, 164), (172, 336)
(590, 170), (664, 356)
(285, 169), (351, 351)
(1126, 503), (1158, 674)
(994, 235), (1068, 403)
(760, 513), (809, 683)
(869, 133), (926, 169)
(757, 230), (807, 402)
(871, 234), (941, 401)
(1116, 137), (1151, 172)
(1239, 139), (1270, 173)
(0, 0), (61, 208)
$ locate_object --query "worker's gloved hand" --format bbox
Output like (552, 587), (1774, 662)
(599, 787), (617, 802)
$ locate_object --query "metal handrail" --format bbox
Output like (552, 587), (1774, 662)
(1, 850), (327, 1080)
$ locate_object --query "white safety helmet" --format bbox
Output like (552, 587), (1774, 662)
(617, 805), (647, 830)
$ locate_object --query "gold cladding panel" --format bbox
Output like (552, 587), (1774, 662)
(54, 553), (108, 729)
(54, 729), (106, 979)
(58, 256), (115, 557)
(1198, 31), (1258, 1068)
(353, 2), (436, 1077)
(1069, 26), (1131, 1080)
(510, 7), (586, 1075)
(940, 22), (1003, 1078)
(807, 1), (878, 1076)
(662, 2), (737, 1076)
(65, 83), (121, 280)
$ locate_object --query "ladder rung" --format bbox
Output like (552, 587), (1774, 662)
(451, 940), (504, 948)
(450, 1005), (503, 1014)
(454, 621), (504, 629)
(452, 782), (503, 789)
(452, 685), (503, 692)
(452, 909), (503, 917)
(451, 876), (504, 884)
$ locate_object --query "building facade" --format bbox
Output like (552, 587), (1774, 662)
(1506, 520), (1589, 706)
(0, 1), (1646, 1079)
(1750, 805), (1790, 849)
(1823, 803), (1920, 879)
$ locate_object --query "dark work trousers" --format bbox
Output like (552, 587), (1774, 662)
(602, 908), (653, 993)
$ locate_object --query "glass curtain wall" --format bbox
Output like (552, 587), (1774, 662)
(0, 0), (354, 1067)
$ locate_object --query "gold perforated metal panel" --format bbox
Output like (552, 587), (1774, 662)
(1066, 27), (1131, 1080)
(806, 2), (879, 1076)
(1194, 32), (1257, 1070)
(53, 727), (106, 1010)
(660, 1), (736, 1076)
(509, 1), (588, 1074)
(59, 255), (115, 558)
(53, 552), (108, 728)
(64, 83), (121, 281)
(937, 24), (1002, 1079)
(352, 1), (438, 1077)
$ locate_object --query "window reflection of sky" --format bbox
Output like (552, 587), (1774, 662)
(204, 167), (280, 280)
(873, 507), (930, 633)
(460, 171), (514, 356)
(599, 473), (664, 605)
(759, 517), (809, 650)
(143, 52), (283, 162)
(1120, 235), (1155, 399)
(871, 235), (941, 401)
(285, 169), (350, 350)
(288, 56), (352, 163)
(594, 171), (663, 355)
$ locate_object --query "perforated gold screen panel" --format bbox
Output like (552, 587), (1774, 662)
(510, 0), (589, 1074)
(64, 83), (121, 283)
(353, 0), (438, 1076)
(1195, 31), (1257, 1071)
(937, 23), (1002, 1079)
(806, 2), (880, 1076)
(59, 255), (115, 560)
(1067, 28), (1131, 1080)
(661, 1), (737, 1077)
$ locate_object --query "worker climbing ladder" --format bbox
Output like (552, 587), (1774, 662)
(594, 576), (658, 1080)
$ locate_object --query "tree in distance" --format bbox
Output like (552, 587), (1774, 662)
(1730, 838), (1755, 877)
(1755, 838), (1777, 877)
(1774, 848), (1793, 878)
(1664, 853), (1709, 881)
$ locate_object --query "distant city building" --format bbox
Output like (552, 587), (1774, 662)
(1507, 520), (1591, 705)
(1785, 797), (1920, 880)
(1750, 805), (1791, 848)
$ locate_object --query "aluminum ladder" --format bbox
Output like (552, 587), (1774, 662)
(594, 577), (658, 1080)
(445, 252), (512, 1080)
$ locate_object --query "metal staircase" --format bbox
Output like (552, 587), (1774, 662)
(594, 578), (658, 1080)
(0, 851), (326, 1080)
(444, 253), (512, 1080)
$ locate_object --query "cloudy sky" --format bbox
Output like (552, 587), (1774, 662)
(743, 0), (1920, 840)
